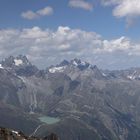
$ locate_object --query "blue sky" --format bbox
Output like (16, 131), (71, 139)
(0, 0), (140, 69)
(0, 0), (140, 39)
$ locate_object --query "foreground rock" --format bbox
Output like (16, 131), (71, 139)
(0, 127), (59, 140)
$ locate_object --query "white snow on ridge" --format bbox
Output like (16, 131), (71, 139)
(12, 130), (21, 137)
(73, 60), (78, 66)
(72, 60), (87, 66)
(127, 75), (134, 80)
(14, 59), (23, 66)
(0, 64), (4, 69)
(49, 66), (66, 73)
(102, 73), (107, 77)
(12, 130), (18, 134)
(80, 61), (86, 66)
(127, 71), (137, 80)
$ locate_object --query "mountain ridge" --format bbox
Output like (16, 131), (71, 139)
(1, 55), (140, 81)
(1, 55), (140, 140)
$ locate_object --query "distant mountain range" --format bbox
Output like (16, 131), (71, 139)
(1, 55), (140, 140)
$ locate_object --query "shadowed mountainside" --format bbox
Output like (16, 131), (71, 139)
(1, 55), (140, 140)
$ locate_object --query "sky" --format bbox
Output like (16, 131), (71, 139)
(0, 0), (140, 69)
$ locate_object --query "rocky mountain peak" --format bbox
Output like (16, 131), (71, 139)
(71, 58), (90, 67)
(58, 60), (69, 67)
(48, 58), (102, 75)
(15, 55), (31, 65)
(1, 55), (31, 68)
(0, 55), (38, 76)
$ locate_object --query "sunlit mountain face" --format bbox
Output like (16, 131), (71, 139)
(0, 0), (140, 140)
(0, 55), (140, 140)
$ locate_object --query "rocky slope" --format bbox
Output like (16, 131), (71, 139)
(0, 127), (59, 140)
(1, 55), (140, 140)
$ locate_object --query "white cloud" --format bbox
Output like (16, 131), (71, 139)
(21, 11), (39, 20)
(69, 0), (93, 11)
(21, 6), (53, 20)
(0, 26), (140, 69)
(37, 7), (53, 16)
(102, 0), (140, 18)
(102, 37), (133, 52)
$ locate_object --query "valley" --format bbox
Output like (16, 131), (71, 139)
(1, 55), (140, 140)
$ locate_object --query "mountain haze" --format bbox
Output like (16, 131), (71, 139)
(1, 55), (140, 140)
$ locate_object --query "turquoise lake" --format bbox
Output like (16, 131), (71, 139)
(39, 116), (60, 124)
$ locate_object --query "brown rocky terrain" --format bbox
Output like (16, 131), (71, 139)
(0, 127), (59, 140)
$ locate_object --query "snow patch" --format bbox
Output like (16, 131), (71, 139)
(49, 66), (66, 73)
(127, 75), (135, 80)
(72, 60), (88, 67)
(127, 71), (137, 80)
(72, 60), (78, 66)
(80, 61), (86, 66)
(0, 64), (4, 69)
(102, 73), (107, 77)
(14, 59), (23, 66)
(12, 130), (18, 134)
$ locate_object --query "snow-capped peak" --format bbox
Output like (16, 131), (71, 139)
(72, 60), (78, 66)
(49, 66), (66, 73)
(14, 59), (23, 66)
(1, 55), (31, 68)
(70, 58), (91, 70)
(47, 58), (99, 74)
(71, 59), (88, 66)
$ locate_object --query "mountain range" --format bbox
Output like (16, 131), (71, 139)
(1, 55), (140, 140)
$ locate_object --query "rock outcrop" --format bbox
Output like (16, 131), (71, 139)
(0, 127), (59, 140)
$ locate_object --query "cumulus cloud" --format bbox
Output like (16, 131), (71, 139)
(101, 0), (140, 26)
(37, 7), (53, 16)
(21, 6), (53, 20)
(69, 0), (93, 11)
(0, 26), (140, 69)
(21, 11), (39, 20)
